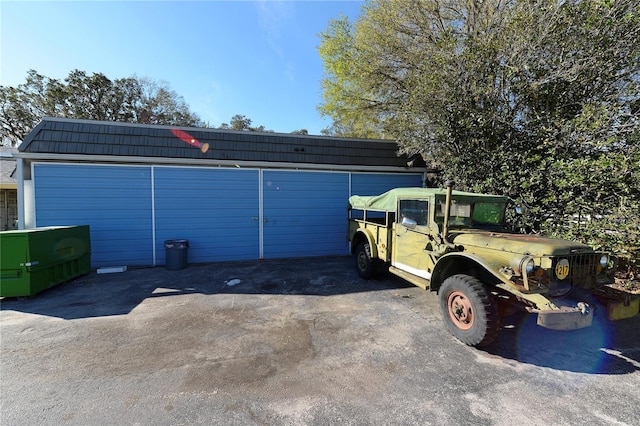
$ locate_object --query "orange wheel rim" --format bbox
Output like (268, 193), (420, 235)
(447, 291), (474, 330)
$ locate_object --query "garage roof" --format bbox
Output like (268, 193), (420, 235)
(18, 117), (422, 169)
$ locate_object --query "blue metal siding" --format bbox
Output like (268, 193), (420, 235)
(262, 170), (350, 258)
(32, 164), (423, 266)
(33, 164), (153, 267)
(351, 173), (423, 196)
(154, 167), (259, 263)
(350, 173), (423, 219)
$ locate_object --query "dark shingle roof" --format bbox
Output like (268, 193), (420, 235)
(18, 117), (420, 168)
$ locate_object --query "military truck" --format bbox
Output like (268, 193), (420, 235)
(347, 183), (616, 346)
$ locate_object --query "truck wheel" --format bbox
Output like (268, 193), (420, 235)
(355, 242), (375, 279)
(438, 274), (499, 346)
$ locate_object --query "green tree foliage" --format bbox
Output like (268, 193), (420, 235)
(218, 114), (273, 132)
(0, 69), (205, 146)
(219, 114), (253, 131)
(319, 0), (640, 270)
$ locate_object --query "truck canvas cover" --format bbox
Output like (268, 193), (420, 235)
(348, 188), (508, 212)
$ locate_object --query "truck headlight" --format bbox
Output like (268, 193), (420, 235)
(511, 256), (535, 276)
(600, 254), (609, 268)
(523, 258), (535, 274)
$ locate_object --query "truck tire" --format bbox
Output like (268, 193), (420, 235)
(438, 274), (499, 346)
(355, 242), (375, 279)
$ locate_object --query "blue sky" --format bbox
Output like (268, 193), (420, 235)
(0, 1), (363, 135)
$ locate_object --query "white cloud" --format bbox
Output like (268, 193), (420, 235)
(285, 62), (295, 82)
(255, 0), (294, 58)
(193, 78), (226, 126)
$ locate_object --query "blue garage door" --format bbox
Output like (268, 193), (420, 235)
(33, 163), (153, 267)
(33, 165), (422, 267)
(351, 172), (423, 196)
(262, 170), (350, 258)
(154, 167), (260, 263)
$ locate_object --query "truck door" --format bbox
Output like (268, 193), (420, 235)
(392, 199), (436, 280)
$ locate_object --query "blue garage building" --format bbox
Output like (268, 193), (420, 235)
(15, 117), (425, 268)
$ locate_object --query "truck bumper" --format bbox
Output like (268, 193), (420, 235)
(605, 298), (640, 321)
(590, 286), (640, 321)
(536, 303), (593, 331)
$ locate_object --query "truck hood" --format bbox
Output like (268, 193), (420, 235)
(449, 230), (594, 257)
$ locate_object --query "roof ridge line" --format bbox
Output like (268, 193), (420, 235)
(38, 117), (393, 143)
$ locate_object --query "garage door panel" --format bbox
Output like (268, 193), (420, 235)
(263, 171), (349, 258)
(154, 167), (259, 263)
(34, 164), (153, 267)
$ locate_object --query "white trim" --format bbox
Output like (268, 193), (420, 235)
(151, 163), (251, 171)
(16, 158), (24, 229)
(151, 166), (157, 266)
(393, 262), (432, 280)
(26, 162), (35, 228)
(348, 172), (353, 216)
(350, 170), (422, 176)
(347, 173), (353, 251)
(31, 160), (154, 169)
(258, 169), (264, 259)
(14, 152), (419, 174)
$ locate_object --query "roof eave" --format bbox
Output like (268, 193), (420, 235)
(13, 152), (422, 173)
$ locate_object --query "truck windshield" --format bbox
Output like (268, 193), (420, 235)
(472, 202), (507, 226)
(436, 199), (507, 228)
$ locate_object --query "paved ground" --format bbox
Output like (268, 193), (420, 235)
(1, 256), (639, 425)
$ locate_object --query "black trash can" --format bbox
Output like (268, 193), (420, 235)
(165, 239), (189, 270)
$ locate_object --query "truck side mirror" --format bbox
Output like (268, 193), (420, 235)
(401, 217), (417, 230)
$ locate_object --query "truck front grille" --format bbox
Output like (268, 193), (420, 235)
(552, 254), (599, 279)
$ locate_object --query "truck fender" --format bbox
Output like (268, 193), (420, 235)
(351, 229), (378, 258)
(430, 252), (509, 292)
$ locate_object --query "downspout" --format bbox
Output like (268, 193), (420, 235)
(16, 157), (24, 230)
(3, 189), (6, 230)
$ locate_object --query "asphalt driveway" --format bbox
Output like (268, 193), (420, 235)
(1, 256), (639, 425)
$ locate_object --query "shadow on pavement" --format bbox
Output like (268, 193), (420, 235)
(482, 304), (640, 375)
(3, 255), (637, 375)
(0, 256), (409, 320)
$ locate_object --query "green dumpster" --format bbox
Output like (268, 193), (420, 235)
(0, 225), (91, 297)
